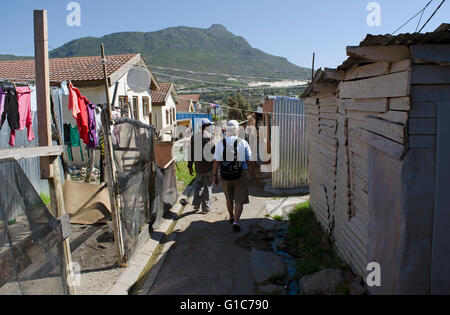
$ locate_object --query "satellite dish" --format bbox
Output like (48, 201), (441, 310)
(127, 67), (151, 93)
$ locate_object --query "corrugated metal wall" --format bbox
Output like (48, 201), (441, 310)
(0, 111), (49, 193)
(0, 88), (66, 217)
(176, 113), (213, 135)
(271, 97), (308, 189)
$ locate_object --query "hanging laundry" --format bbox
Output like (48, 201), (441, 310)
(95, 106), (102, 139)
(29, 85), (37, 112)
(86, 102), (98, 148)
(77, 94), (91, 145)
(63, 123), (73, 161)
(11, 86), (36, 146)
(0, 87), (5, 118)
(51, 88), (64, 139)
(68, 83), (91, 146)
(68, 82), (81, 118)
(0, 87), (20, 147)
(60, 81), (69, 96)
(70, 124), (84, 162)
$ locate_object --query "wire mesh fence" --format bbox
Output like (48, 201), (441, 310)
(0, 160), (66, 295)
(111, 118), (178, 260)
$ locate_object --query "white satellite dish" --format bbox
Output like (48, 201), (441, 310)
(127, 67), (151, 93)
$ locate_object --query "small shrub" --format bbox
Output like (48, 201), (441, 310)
(272, 215), (284, 222)
(287, 200), (344, 278)
(40, 193), (51, 206)
(269, 273), (286, 285)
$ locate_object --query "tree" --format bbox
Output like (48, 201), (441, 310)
(226, 92), (250, 121)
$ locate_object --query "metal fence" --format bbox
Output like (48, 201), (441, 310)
(271, 96), (309, 189)
(176, 113), (213, 135)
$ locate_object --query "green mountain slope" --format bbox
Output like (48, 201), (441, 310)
(48, 24), (310, 83)
(0, 54), (33, 61)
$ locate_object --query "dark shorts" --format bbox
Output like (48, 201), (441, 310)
(222, 170), (249, 205)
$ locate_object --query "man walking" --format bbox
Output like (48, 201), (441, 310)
(188, 118), (215, 214)
(213, 120), (256, 232)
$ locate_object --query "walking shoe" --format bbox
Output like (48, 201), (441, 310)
(232, 223), (241, 233)
(193, 206), (200, 211)
(229, 217), (235, 224)
(201, 209), (210, 215)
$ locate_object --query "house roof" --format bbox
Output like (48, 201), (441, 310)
(179, 94), (200, 102)
(301, 68), (343, 98)
(302, 23), (450, 98)
(177, 98), (193, 112)
(338, 23), (450, 71)
(0, 53), (160, 89)
(151, 82), (179, 105)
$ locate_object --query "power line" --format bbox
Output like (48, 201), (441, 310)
(392, 0), (434, 35)
(415, 6), (427, 32)
(149, 65), (301, 81)
(418, 0), (446, 33)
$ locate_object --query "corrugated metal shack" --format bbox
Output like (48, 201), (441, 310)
(270, 96), (308, 190)
(302, 23), (450, 294)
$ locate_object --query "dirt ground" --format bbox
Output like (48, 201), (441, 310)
(69, 223), (122, 295)
(144, 178), (292, 295)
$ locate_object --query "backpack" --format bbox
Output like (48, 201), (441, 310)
(220, 138), (243, 181)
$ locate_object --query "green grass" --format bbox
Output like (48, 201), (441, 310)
(40, 193), (51, 206)
(269, 272), (287, 285)
(287, 201), (344, 277)
(176, 162), (196, 191)
(272, 215), (284, 222)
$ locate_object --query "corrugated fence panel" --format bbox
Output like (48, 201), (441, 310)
(271, 97), (308, 189)
(0, 88), (67, 217)
(0, 112), (50, 217)
(176, 113), (213, 135)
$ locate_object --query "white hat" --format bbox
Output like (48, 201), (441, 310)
(200, 118), (213, 127)
(227, 120), (239, 129)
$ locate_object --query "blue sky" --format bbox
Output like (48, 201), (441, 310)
(0, 0), (448, 69)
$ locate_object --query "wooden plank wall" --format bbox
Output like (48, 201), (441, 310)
(409, 44), (450, 293)
(305, 89), (338, 234)
(334, 52), (412, 277)
(306, 44), (448, 282)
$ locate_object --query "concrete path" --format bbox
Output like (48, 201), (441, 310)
(143, 178), (286, 295)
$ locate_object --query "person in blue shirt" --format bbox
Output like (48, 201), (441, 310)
(213, 120), (256, 232)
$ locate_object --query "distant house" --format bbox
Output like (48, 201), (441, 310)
(177, 94), (199, 113)
(151, 82), (178, 141)
(0, 53), (160, 124)
(0, 53), (160, 166)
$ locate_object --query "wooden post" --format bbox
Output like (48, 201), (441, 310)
(34, 10), (76, 295)
(50, 160), (77, 295)
(100, 44), (126, 267)
(34, 10), (53, 179)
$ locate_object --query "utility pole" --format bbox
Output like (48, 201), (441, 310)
(100, 44), (126, 267)
(311, 52), (315, 82)
(34, 10), (52, 179)
(34, 9), (76, 295)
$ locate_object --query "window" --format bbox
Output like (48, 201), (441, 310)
(133, 96), (139, 120)
(149, 113), (153, 126)
(118, 96), (129, 116)
(143, 97), (150, 118)
(166, 110), (170, 126)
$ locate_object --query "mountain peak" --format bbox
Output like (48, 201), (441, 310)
(208, 24), (227, 31)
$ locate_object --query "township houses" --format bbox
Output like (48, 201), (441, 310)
(151, 82), (178, 141)
(0, 53), (168, 166)
(0, 53), (160, 124)
(177, 94), (199, 113)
